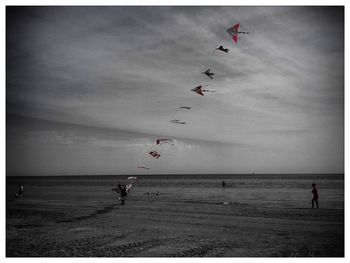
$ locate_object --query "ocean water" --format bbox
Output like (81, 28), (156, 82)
(6, 174), (344, 210)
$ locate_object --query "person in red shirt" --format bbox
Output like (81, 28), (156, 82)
(311, 183), (319, 209)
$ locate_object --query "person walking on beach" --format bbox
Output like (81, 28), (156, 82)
(222, 181), (226, 187)
(311, 183), (319, 209)
(118, 184), (127, 205)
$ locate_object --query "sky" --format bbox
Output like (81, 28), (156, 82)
(6, 6), (344, 175)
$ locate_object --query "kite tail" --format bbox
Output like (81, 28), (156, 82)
(202, 89), (216, 93)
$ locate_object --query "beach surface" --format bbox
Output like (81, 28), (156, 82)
(6, 174), (344, 257)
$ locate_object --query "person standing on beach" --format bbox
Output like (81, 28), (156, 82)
(118, 184), (127, 205)
(15, 184), (23, 198)
(222, 181), (226, 187)
(311, 183), (319, 209)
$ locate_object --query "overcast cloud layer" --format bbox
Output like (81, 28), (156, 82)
(6, 6), (344, 175)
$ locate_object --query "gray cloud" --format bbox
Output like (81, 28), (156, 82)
(6, 6), (344, 175)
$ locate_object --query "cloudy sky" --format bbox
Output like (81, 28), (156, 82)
(6, 6), (344, 175)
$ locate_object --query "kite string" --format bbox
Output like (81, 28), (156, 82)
(137, 28), (232, 173)
(170, 44), (219, 123)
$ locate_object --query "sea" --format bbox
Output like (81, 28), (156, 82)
(6, 174), (344, 210)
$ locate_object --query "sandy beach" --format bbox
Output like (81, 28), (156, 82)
(6, 174), (344, 257)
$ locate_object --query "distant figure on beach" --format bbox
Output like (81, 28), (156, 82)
(15, 184), (23, 198)
(118, 184), (127, 205)
(311, 183), (319, 209)
(222, 181), (226, 187)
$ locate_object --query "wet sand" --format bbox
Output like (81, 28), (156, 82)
(6, 175), (344, 257)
